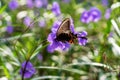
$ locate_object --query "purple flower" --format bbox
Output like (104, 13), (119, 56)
(8, 0), (19, 10)
(37, 54), (43, 61)
(26, 0), (34, 8)
(23, 16), (33, 27)
(77, 31), (88, 46)
(42, 0), (48, 8)
(6, 25), (14, 34)
(26, 0), (48, 8)
(47, 20), (70, 53)
(62, 0), (70, 3)
(20, 61), (36, 78)
(80, 8), (101, 23)
(51, 2), (61, 16)
(104, 9), (111, 19)
(38, 19), (46, 27)
(34, 0), (42, 8)
(47, 18), (88, 53)
(89, 8), (101, 22)
(80, 11), (92, 24)
(101, 0), (108, 6)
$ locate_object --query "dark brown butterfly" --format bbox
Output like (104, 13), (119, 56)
(56, 18), (77, 43)
(56, 18), (87, 44)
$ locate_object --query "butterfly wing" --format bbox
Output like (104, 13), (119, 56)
(56, 18), (71, 36)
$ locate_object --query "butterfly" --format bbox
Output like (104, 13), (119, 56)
(56, 18), (87, 44)
(55, 18), (76, 43)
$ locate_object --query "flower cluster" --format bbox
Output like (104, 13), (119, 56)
(47, 19), (88, 53)
(51, 2), (61, 16)
(20, 61), (36, 78)
(80, 8), (101, 23)
(26, 0), (48, 8)
(8, 0), (48, 10)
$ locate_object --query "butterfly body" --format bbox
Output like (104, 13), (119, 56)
(56, 32), (77, 43)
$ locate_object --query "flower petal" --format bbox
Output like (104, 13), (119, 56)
(20, 61), (36, 78)
(78, 38), (88, 46)
(51, 2), (61, 16)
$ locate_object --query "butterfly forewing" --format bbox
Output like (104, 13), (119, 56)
(56, 18), (71, 36)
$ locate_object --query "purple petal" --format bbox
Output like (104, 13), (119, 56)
(77, 31), (87, 37)
(37, 54), (43, 61)
(77, 31), (88, 46)
(23, 17), (33, 27)
(80, 11), (91, 23)
(51, 21), (61, 33)
(6, 26), (14, 34)
(42, 0), (48, 8)
(23, 71), (33, 78)
(89, 8), (101, 22)
(26, 0), (34, 8)
(62, 42), (70, 50)
(47, 33), (56, 43)
(20, 61), (36, 78)
(21, 61), (33, 69)
(78, 38), (88, 46)
(34, 0), (42, 8)
(104, 9), (111, 19)
(38, 19), (46, 27)
(8, 0), (19, 10)
(70, 18), (76, 34)
(62, 0), (70, 3)
(51, 2), (61, 16)
(101, 0), (109, 6)
(47, 40), (59, 53)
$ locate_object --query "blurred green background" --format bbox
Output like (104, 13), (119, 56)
(0, 0), (120, 80)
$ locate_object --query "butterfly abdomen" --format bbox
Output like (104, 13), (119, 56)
(56, 33), (71, 42)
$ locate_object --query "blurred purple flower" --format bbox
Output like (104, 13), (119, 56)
(23, 17), (33, 27)
(38, 19), (46, 27)
(26, 0), (48, 8)
(51, 2), (61, 16)
(104, 9), (111, 19)
(8, 0), (19, 10)
(20, 61), (36, 78)
(80, 11), (92, 24)
(108, 32), (113, 38)
(34, 0), (42, 8)
(26, 0), (34, 8)
(89, 8), (101, 22)
(77, 31), (88, 46)
(80, 8), (101, 23)
(47, 19), (88, 53)
(42, 0), (48, 8)
(62, 0), (70, 3)
(6, 26), (14, 34)
(37, 54), (43, 61)
(101, 0), (108, 6)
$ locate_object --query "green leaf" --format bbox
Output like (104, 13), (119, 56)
(0, 5), (7, 14)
